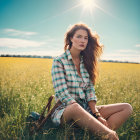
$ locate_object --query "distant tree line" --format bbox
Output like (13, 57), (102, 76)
(0, 54), (53, 59)
(0, 54), (139, 64)
(101, 60), (139, 64)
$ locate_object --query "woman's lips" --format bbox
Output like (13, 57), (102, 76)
(79, 44), (84, 47)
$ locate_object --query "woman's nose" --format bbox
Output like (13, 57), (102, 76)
(81, 38), (86, 42)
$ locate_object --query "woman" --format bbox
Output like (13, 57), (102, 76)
(51, 23), (133, 139)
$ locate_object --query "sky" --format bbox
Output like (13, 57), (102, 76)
(0, 0), (140, 62)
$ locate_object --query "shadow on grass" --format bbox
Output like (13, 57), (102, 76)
(22, 111), (139, 140)
(22, 117), (100, 140)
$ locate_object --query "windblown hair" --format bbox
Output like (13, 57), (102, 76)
(64, 23), (103, 85)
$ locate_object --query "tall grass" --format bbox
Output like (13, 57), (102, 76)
(0, 57), (139, 140)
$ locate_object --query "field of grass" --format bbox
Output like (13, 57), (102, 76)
(0, 57), (139, 140)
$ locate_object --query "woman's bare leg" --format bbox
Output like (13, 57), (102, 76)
(97, 103), (133, 130)
(61, 103), (118, 139)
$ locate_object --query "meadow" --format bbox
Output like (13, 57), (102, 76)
(0, 57), (139, 140)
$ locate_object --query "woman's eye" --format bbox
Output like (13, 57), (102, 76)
(77, 36), (81, 38)
(77, 36), (88, 40)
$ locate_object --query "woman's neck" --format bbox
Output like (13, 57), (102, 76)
(70, 47), (81, 60)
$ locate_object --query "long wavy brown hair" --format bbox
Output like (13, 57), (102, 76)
(64, 23), (103, 85)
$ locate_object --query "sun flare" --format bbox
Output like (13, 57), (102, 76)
(81, 0), (96, 11)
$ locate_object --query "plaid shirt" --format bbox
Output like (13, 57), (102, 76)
(51, 49), (97, 106)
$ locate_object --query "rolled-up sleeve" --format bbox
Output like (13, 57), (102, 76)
(86, 79), (97, 102)
(51, 59), (76, 105)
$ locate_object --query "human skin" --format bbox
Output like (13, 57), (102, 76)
(60, 29), (133, 139)
(70, 29), (88, 52)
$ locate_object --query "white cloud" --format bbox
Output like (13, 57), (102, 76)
(4, 28), (37, 36)
(0, 38), (45, 48)
(102, 53), (140, 58)
(136, 44), (140, 47)
(0, 50), (63, 57)
(102, 54), (140, 63)
(117, 49), (140, 54)
(101, 49), (140, 63)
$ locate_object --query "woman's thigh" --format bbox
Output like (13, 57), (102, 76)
(60, 103), (82, 124)
(96, 103), (132, 119)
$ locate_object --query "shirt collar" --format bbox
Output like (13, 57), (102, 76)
(66, 49), (72, 60)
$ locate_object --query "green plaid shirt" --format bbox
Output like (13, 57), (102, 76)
(51, 49), (97, 106)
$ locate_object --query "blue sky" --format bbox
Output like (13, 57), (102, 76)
(0, 0), (140, 62)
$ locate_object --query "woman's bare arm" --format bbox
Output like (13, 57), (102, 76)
(88, 100), (98, 113)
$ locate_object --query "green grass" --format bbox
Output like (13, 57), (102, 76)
(0, 57), (140, 140)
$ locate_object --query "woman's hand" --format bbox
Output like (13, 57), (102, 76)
(97, 116), (109, 128)
(98, 117), (119, 139)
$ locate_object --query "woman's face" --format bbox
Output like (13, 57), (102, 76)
(70, 29), (88, 51)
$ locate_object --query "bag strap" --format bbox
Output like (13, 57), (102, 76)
(38, 95), (54, 123)
(29, 95), (62, 134)
(36, 100), (61, 132)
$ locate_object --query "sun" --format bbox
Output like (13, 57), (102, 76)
(81, 0), (96, 12)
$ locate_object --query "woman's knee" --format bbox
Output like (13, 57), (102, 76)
(63, 102), (82, 116)
(61, 103), (82, 122)
(67, 102), (82, 113)
(123, 103), (133, 115)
